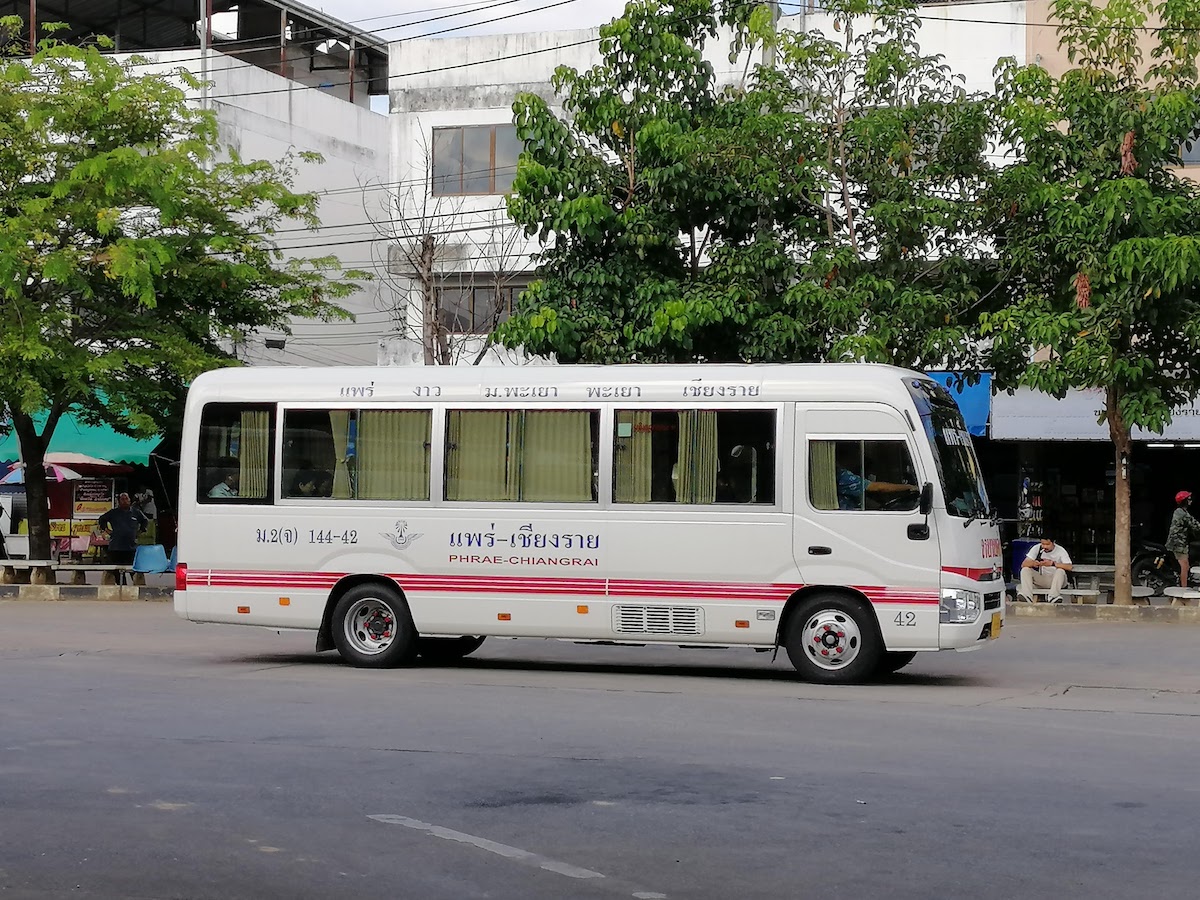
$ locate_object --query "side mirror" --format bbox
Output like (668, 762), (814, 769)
(919, 482), (934, 516)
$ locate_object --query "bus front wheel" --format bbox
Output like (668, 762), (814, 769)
(419, 636), (485, 664)
(784, 594), (881, 684)
(331, 584), (418, 668)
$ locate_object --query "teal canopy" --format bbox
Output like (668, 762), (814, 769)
(0, 413), (159, 466)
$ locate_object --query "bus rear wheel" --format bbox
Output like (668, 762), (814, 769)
(331, 584), (417, 668)
(419, 636), (485, 664)
(784, 594), (881, 684)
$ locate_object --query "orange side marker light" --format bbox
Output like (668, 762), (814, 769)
(735, 620), (750, 629)
(237, 606), (250, 615)
(577, 605), (589, 614)
(279, 597), (290, 607)
(498, 613), (511, 621)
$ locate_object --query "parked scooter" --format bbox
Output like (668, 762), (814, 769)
(1130, 539), (1200, 594)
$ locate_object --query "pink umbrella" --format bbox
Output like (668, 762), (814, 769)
(0, 462), (84, 484)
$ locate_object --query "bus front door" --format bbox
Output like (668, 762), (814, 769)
(793, 403), (941, 651)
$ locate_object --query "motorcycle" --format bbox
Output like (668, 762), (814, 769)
(1130, 539), (1200, 594)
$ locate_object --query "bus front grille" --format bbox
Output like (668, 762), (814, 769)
(612, 605), (704, 636)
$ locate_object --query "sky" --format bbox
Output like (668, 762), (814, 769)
(301, 0), (630, 42)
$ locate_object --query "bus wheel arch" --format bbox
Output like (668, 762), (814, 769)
(777, 586), (883, 684)
(316, 575), (413, 658)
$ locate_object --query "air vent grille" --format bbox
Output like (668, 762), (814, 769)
(612, 605), (704, 635)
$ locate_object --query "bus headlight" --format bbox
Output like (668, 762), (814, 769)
(940, 589), (983, 624)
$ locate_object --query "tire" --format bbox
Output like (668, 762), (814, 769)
(877, 651), (918, 676)
(784, 593), (882, 684)
(418, 636), (485, 664)
(330, 583), (418, 668)
(1131, 556), (1173, 596)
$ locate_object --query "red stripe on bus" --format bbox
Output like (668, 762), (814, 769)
(188, 571), (941, 604)
(941, 566), (995, 580)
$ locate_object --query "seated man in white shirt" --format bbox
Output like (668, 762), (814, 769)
(1017, 537), (1073, 603)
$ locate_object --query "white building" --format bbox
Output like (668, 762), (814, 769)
(384, 2), (1029, 365)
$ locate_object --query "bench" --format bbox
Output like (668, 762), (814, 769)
(1, 560), (56, 584)
(1162, 587), (1200, 607)
(1026, 587), (1102, 604)
(53, 563), (136, 586)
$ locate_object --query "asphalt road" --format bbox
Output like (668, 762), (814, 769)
(2, 602), (1199, 900)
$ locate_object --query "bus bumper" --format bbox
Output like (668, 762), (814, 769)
(938, 610), (1003, 650)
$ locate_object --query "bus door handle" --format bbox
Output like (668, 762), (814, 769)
(807, 546), (832, 555)
(907, 523), (930, 541)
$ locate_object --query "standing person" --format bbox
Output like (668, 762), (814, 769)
(97, 493), (148, 585)
(1166, 491), (1200, 593)
(1017, 536), (1073, 603)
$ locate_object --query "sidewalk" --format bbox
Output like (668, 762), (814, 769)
(1006, 600), (1200, 623)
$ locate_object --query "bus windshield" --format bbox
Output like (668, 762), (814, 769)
(905, 379), (989, 519)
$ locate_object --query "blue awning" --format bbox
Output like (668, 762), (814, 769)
(927, 372), (992, 437)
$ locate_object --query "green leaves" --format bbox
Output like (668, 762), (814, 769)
(500, 0), (993, 368)
(0, 24), (360, 525)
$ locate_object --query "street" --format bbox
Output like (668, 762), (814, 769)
(1, 602), (1199, 899)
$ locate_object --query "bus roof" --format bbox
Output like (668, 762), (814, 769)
(188, 363), (934, 406)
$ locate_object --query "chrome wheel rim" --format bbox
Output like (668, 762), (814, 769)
(343, 597), (397, 656)
(801, 608), (862, 670)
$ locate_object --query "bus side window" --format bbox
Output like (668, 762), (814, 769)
(197, 403), (275, 503)
(445, 409), (599, 502)
(613, 409), (776, 504)
(810, 439), (919, 512)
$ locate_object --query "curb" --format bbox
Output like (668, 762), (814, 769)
(1005, 601), (1200, 624)
(1, 584), (173, 602)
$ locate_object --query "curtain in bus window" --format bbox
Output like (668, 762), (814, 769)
(519, 411), (592, 502)
(446, 411), (518, 501)
(676, 411), (718, 504)
(614, 410), (653, 502)
(239, 410), (270, 499)
(809, 440), (838, 510)
(328, 410), (354, 499)
(358, 410), (431, 500)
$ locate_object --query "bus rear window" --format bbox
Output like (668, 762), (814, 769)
(197, 403), (275, 503)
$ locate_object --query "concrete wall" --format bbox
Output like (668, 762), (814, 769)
(130, 50), (391, 366)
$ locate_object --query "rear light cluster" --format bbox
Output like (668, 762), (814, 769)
(175, 563), (188, 592)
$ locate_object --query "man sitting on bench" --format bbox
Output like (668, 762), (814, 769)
(1018, 536), (1073, 603)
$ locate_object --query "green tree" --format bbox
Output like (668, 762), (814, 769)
(981, 0), (1200, 603)
(0, 23), (362, 560)
(498, 0), (994, 368)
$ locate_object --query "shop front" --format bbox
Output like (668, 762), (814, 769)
(987, 388), (1200, 566)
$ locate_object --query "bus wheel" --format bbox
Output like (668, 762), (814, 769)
(877, 651), (918, 676)
(419, 636), (485, 664)
(331, 584), (417, 668)
(784, 595), (881, 684)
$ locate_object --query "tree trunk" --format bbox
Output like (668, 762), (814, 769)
(418, 233), (438, 366)
(1106, 388), (1133, 605)
(11, 413), (52, 561)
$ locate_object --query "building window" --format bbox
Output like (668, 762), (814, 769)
(197, 403), (275, 503)
(1182, 135), (1200, 166)
(445, 410), (599, 502)
(613, 409), (776, 504)
(432, 124), (522, 195)
(810, 439), (919, 511)
(437, 283), (524, 334)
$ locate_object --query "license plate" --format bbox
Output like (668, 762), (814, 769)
(990, 612), (1002, 639)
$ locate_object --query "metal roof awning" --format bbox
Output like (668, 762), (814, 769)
(1, 0), (388, 94)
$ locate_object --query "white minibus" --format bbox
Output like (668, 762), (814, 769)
(174, 364), (1003, 683)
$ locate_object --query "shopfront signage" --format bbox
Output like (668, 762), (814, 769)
(992, 388), (1200, 441)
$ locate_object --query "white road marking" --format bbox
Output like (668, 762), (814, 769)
(369, 814), (603, 879)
